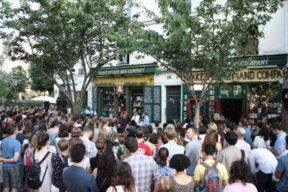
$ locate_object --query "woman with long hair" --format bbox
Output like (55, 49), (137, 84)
(106, 161), (138, 192)
(32, 131), (53, 192)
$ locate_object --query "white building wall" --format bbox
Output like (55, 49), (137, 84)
(259, 2), (288, 55)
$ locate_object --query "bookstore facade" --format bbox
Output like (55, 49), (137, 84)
(93, 64), (161, 122)
(182, 54), (288, 124)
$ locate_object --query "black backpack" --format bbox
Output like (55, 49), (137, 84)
(26, 151), (50, 189)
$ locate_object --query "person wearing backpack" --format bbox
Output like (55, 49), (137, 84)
(194, 144), (229, 192)
(27, 131), (53, 192)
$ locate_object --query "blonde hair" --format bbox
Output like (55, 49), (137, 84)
(208, 122), (218, 132)
(164, 124), (177, 140)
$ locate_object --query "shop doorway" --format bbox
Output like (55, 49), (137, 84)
(221, 99), (243, 123)
(166, 86), (181, 122)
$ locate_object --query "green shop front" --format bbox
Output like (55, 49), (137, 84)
(182, 54), (288, 124)
(93, 64), (161, 122)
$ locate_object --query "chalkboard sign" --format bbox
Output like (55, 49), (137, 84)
(144, 87), (153, 103)
(153, 104), (161, 121)
(153, 86), (161, 104)
(144, 104), (152, 117)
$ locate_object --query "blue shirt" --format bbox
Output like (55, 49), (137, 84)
(143, 115), (150, 126)
(276, 154), (288, 192)
(274, 132), (287, 159)
(185, 139), (201, 176)
(244, 127), (252, 145)
(158, 165), (175, 177)
(63, 165), (98, 192)
(0, 137), (21, 167)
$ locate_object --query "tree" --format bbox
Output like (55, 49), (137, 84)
(29, 63), (54, 94)
(136, 0), (282, 127)
(11, 66), (29, 94)
(0, 0), (139, 113)
(0, 71), (13, 103)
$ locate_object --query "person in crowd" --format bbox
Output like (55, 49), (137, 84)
(252, 125), (270, 149)
(55, 124), (70, 152)
(24, 131), (37, 172)
(161, 154), (194, 192)
(275, 135), (288, 192)
(106, 161), (138, 192)
(124, 137), (160, 192)
(207, 122), (218, 134)
(194, 144), (229, 190)
(48, 120), (61, 146)
(202, 129), (222, 153)
(51, 139), (69, 192)
(16, 121), (25, 144)
(142, 112), (150, 128)
(0, 124), (21, 192)
(63, 143), (98, 192)
(198, 124), (207, 143)
(235, 127), (251, 155)
(143, 128), (156, 156)
(218, 131), (244, 173)
(185, 125), (201, 176)
(116, 133), (126, 160)
(131, 112), (140, 125)
(156, 147), (175, 177)
(248, 148), (278, 192)
(239, 118), (252, 145)
(271, 122), (287, 159)
(159, 124), (184, 161)
(32, 131), (53, 192)
(95, 151), (117, 192)
(81, 126), (98, 160)
(135, 128), (152, 156)
(224, 160), (257, 192)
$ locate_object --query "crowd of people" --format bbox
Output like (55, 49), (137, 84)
(0, 105), (287, 192)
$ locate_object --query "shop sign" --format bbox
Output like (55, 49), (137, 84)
(232, 54), (287, 67)
(182, 67), (283, 83)
(96, 65), (157, 76)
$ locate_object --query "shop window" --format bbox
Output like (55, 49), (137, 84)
(100, 88), (115, 117)
(130, 88), (144, 115)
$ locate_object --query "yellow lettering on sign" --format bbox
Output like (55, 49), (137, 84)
(182, 67), (283, 83)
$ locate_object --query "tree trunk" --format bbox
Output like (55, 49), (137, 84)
(71, 102), (82, 115)
(193, 103), (200, 129)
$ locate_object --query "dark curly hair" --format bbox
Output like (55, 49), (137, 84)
(112, 161), (136, 192)
(229, 160), (251, 185)
(169, 154), (190, 171)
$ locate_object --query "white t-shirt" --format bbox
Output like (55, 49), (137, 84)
(248, 148), (278, 174)
(252, 136), (270, 149)
(159, 141), (185, 161)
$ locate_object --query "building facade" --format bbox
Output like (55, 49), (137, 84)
(55, 0), (288, 124)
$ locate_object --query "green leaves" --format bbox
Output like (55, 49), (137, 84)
(0, 0), (139, 109)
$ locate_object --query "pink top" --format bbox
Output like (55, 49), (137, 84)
(236, 140), (251, 155)
(224, 183), (257, 192)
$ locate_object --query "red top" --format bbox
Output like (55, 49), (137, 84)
(138, 143), (152, 156)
